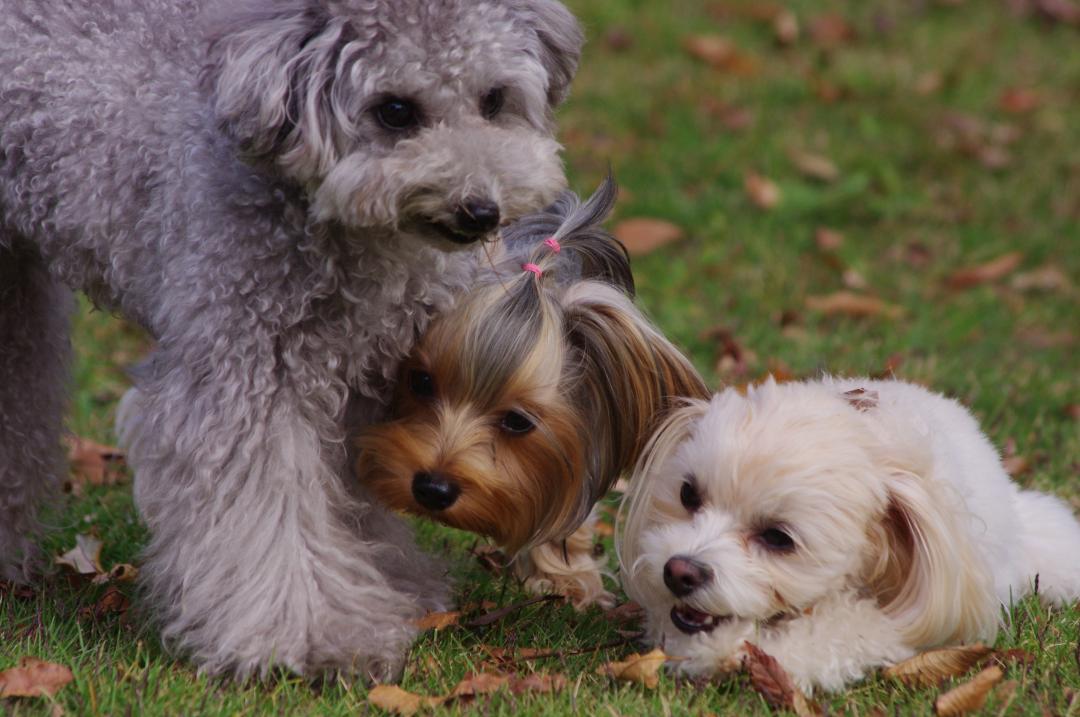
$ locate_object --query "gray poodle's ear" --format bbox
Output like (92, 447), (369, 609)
(205, 0), (350, 182)
(514, 1), (583, 106)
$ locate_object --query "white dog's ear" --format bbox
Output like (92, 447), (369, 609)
(864, 469), (1000, 647)
(205, 1), (348, 181)
(616, 398), (709, 593)
(513, 1), (584, 106)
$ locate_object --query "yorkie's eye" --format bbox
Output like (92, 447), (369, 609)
(758, 527), (795, 552)
(500, 410), (534, 435)
(679, 477), (702, 512)
(374, 97), (421, 131)
(408, 369), (436, 399)
(481, 87), (505, 120)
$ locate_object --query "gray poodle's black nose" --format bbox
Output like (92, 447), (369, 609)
(454, 198), (500, 236)
(411, 471), (460, 511)
(664, 556), (713, 597)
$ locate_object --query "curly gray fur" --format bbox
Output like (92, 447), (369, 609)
(0, 0), (581, 680)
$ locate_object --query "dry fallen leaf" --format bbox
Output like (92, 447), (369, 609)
(449, 672), (510, 699)
(595, 648), (669, 688)
(367, 684), (442, 716)
(64, 436), (126, 487)
(743, 642), (822, 716)
(916, 71), (945, 95)
(745, 173), (781, 209)
(78, 586), (129, 621)
(998, 87), (1040, 114)
(612, 218), (685, 256)
(55, 534), (104, 576)
(808, 13), (857, 47)
(934, 665), (1004, 716)
(510, 672), (567, 695)
(604, 601), (645, 624)
(884, 644), (993, 687)
(0, 657), (74, 697)
(683, 35), (757, 74)
(93, 563), (138, 586)
(773, 10), (799, 44)
(470, 544), (508, 574)
(1011, 265), (1071, 293)
(806, 291), (904, 319)
(947, 252), (1023, 289)
(789, 150), (839, 182)
(815, 227), (844, 251)
(413, 611), (461, 632)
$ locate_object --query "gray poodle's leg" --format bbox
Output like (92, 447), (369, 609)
(0, 243), (73, 582)
(127, 355), (442, 679)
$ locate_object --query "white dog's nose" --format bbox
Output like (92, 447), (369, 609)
(664, 555), (713, 596)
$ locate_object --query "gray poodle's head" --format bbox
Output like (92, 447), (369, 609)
(206, 0), (582, 248)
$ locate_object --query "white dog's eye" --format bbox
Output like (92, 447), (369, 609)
(481, 87), (505, 120)
(757, 527), (796, 553)
(679, 477), (702, 513)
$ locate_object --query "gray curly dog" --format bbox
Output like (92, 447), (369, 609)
(0, 0), (581, 679)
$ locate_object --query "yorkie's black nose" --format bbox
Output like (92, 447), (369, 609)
(454, 198), (500, 236)
(412, 471), (460, 511)
(663, 556), (713, 597)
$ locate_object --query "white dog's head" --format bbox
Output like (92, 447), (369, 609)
(618, 379), (997, 661)
(205, 0), (580, 247)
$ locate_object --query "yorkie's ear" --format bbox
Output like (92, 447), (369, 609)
(563, 282), (708, 508)
(864, 465), (999, 647)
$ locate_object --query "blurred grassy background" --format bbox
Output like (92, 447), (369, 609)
(3, 0), (1078, 714)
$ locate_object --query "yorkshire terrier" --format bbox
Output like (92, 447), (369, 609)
(357, 178), (708, 607)
(618, 377), (1080, 691)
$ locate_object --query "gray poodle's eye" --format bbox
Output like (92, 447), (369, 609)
(480, 87), (505, 120)
(374, 97), (421, 131)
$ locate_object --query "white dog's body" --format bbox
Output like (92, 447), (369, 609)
(619, 378), (1080, 692)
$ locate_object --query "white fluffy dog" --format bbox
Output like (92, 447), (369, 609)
(618, 377), (1080, 692)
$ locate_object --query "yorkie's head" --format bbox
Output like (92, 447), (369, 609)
(357, 178), (708, 552)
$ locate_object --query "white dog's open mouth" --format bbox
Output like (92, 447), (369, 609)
(670, 605), (732, 635)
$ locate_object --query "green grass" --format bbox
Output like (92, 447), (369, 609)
(4, 0), (1079, 714)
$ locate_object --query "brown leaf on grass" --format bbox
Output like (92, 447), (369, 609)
(1000, 438), (1032, 477)
(1016, 328), (1075, 348)
(872, 353), (905, 379)
(64, 436), (126, 488)
(789, 150), (839, 182)
(989, 648), (1035, 668)
(0, 581), (35, 600)
(612, 218), (684, 256)
(934, 665), (1004, 716)
(0, 657), (74, 697)
(603, 26), (634, 52)
(1014, 0), (1080, 25)
(999, 87), (1040, 114)
(470, 544), (508, 574)
(464, 594), (561, 628)
(509, 672), (567, 695)
(78, 586), (129, 621)
(703, 326), (755, 378)
(1065, 404), (1080, 421)
(745, 173), (781, 209)
(806, 291), (904, 319)
(1011, 265), (1072, 293)
(773, 11), (800, 44)
(448, 672), (511, 699)
(884, 643), (993, 687)
(604, 601), (645, 623)
(701, 99), (756, 132)
(55, 534), (104, 576)
(946, 252), (1023, 289)
(916, 71), (945, 96)
(808, 13), (857, 47)
(413, 610), (461, 632)
(367, 685), (442, 716)
(815, 227), (844, 251)
(743, 642), (823, 715)
(92, 563), (138, 586)
(683, 35), (757, 74)
(595, 648), (670, 688)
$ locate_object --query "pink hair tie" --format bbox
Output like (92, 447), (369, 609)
(543, 237), (561, 253)
(522, 263), (542, 277)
